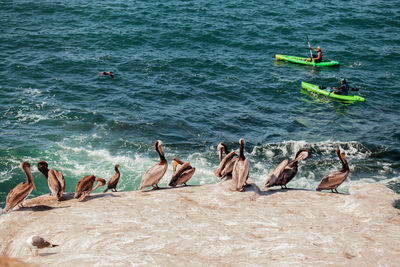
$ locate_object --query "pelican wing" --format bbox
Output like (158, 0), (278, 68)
(139, 163), (168, 190)
(214, 151), (238, 178)
(47, 170), (61, 198)
(220, 157), (238, 178)
(232, 159), (249, 191)
(277, 165), (298, 186)
(77, 177), (105, 202)
(74, 175), (95, 198)
(176, 167), (195, 186)
(74, 180), (82, 198)
(5, 183), (33, 212)
(169, 163), (195, 187)
(265, 159), (289, 187)
(53, 169), (66, 195)
(273, 150), (308, 186)
(76, 176), (94, 192)
(316, 170), (349, 190)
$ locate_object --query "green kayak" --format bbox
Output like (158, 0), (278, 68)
(301, 82), (365, 102)
(276, 54), (339, 67)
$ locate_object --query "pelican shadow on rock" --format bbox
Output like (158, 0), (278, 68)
(38, 252), (58, 257)
(61, 192), (120, 201)
(168, 184), (201, 190)
(140, 186), (170, 192)
(243, 182), (311, 197)
(266, 187), (314, 193)
(256, 187), (321, 200)
(78, 193), (119, 202)
(315, 190), (345, 195)
(59, 192), (74, 200)
(17, 205), (71, 212)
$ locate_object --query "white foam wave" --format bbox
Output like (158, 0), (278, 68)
(0, 158), (30, 183)
(251, 140), (372, 160)
(1, 139), (396, 197)
(0, 170), (13, 184)
(47, 143), (223, 191)
(56, 144), (146, 190)
(349, 61), (362, 68)
(186, 152), (220, 185)
(23, 88), (42, 97)
(250, 167), (382, 194)
(16, 110), (49, 124)
(383, 176), (400, 184)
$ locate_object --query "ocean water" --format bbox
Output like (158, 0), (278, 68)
(1, 0), (399, 208)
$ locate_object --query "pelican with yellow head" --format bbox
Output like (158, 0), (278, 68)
(169, 157), (195, 187)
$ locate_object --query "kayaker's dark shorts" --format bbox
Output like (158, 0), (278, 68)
(312, 54), (322, 63)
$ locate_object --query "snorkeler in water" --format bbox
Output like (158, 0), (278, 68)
(99, 71), (114, 78)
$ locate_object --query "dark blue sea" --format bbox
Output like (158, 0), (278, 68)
(1, 0), (399, 208)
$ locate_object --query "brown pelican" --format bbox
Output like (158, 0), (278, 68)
(232, 139), (249, 191)
(103, 164), (121, 193)
(214, 142), (239, 179)
(139, 140), (168, 191)
(265, 148), (309, 189)
(169, 157), (196, 187)
(37, 161), (66, 200)
(27, 235), (58, 257)
(74, 175), (106, 201)
(99, 71), (114, 78)
(4, 162), (36, 212)
(316, 149), (350, 193)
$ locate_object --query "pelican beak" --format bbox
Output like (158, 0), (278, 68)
(296, 149), (309, 161)
(340, 153), (347, 164)
(172, 160), (178, 173)
(217, 143), (225, 162)
(218, 148), (223, 162)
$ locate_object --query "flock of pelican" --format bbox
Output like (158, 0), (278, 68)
(3, 139), (350, 213)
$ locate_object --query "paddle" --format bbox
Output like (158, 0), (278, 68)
(306, 35), (313, 59)
(321, 86), (359, 92)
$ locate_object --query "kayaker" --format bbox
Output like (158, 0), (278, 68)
(307, 46), (322, 63)
(333, 78), (349, 95)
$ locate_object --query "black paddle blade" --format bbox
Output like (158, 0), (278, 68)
(351, 88), (359, 91)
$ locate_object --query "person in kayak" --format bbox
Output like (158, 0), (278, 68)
(306, 46), (322, 63)
(332, 78), (349, 95)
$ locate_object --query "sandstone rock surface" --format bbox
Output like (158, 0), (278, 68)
(1, 181), (399, 266)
